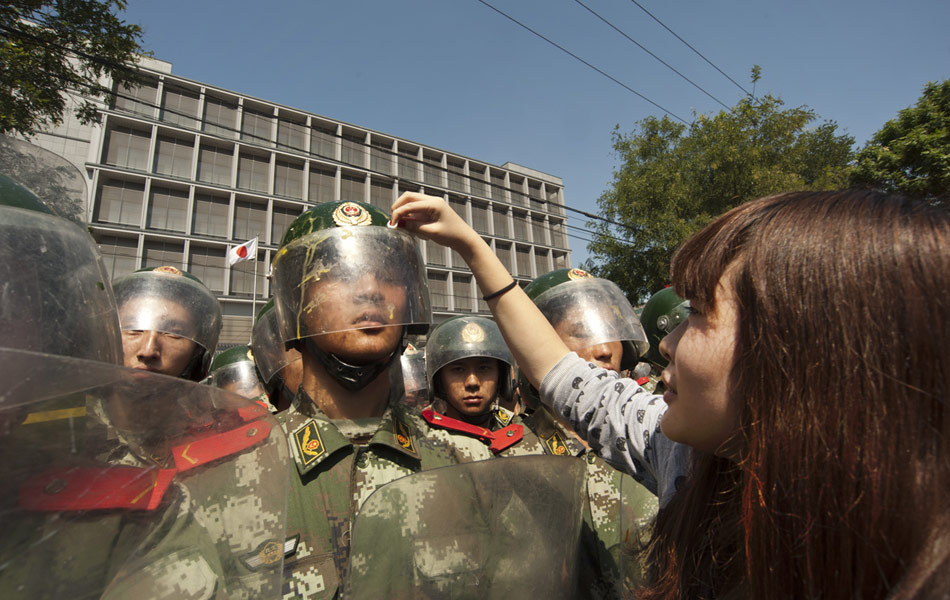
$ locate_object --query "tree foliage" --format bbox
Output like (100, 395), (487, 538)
(584, 89), (855, 302)
(0, 0), (145, 137)
(850, 79), (950, 208)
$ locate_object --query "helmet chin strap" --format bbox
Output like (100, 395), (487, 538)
(302, 333), (406, 392)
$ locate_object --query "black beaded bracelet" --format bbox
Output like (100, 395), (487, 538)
(482, 280), (517, 301)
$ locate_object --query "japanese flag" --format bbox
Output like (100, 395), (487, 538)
(228, 237), (258, 266)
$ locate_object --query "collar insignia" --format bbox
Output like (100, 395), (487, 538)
(293, 420), (325, 466)
(544, 430), (570, 456)
(494, 408), (511, 426)
(394, 417), (416, 454)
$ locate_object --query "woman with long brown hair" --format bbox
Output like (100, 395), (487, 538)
(391, 189), (949, 598)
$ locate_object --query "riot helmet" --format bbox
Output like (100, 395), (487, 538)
(640, 287), (690, 368)
(270, 201), (431, 391)
(426, 315), (515, 405)
(250, 298), (301, 385)
(0, 175), (122, 363)
(208, 345), (268, 402)
(519, 268), (647, 409)
(113, 266), (222, 381)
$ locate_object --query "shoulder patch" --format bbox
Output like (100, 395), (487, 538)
(543, 430), (570, 456)
(293, 420), (326, 466)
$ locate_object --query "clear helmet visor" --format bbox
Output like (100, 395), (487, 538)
(113, 270), (222, 352)
(250, 305), (301, 383)
(534, 277), (648, 367)
(209, 360), (267, 401)
(271, 226), (431, 342)
(425, 316), (514, 389)
(0, 207), (121, 363)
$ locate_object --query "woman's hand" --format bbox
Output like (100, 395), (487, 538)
(390, 192), (481, 257)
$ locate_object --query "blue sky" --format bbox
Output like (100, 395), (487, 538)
(123, 0), (949, 266)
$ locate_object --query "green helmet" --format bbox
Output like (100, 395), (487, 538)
(250, 298), (301, 385)
(208, 345), (268, 402)
(112, 266), (223, 380)
(270, 201), (431, 391)
(640, 287), (690, 368)
(0, 177), (122, 363)
(425, 315), (515, 403)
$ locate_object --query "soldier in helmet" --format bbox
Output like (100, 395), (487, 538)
(113, 266), (222, 381)
(0, 174), (287, 598)
(637, 286), (690, 393)
(269, 200), (459, 598)
(250, 298), (303, 412)
(208, 344), (271, 407)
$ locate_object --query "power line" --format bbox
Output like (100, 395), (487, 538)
(474, 0), (688, 125)
(626, 0), (753, 97)
(573, 0), (731, 110)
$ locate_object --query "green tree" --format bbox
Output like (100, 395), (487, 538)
(584, 87), (854, 301)
(851, 80), (950, 208)
(0, 0), (145, 137)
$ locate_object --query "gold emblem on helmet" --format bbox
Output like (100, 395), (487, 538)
(332, 202), (372, 227)
(567, 268), (592, 280)
(461, 321), (486, 343)
(154, 265), (182, 276)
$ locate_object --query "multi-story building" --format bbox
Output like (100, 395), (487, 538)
(25, 57), (572, 346)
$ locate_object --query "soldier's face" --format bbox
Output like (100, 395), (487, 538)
(553, 306), (624, 372)
(302, 272), (407, 364)
(438, 357), (500, 419)
(119, 297), (199, 378)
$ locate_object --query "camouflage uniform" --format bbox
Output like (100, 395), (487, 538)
(278, 388), (459, 599)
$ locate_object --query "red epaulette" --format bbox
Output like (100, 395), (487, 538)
(172, 420), (272, 473)
(19, 465), (177, 512)
(636, 376), (651, 386)
(422, 409), (523, 454)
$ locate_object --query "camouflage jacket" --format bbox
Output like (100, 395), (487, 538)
(420, 405), (658, 599)
(278, 388), (459, 600)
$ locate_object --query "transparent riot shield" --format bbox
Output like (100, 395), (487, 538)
(0, 349), (289, 599)
(0, 135), (88, 224)
(344, 455), (587, 599)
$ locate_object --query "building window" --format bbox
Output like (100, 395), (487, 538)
(189, 245), (226, 293)
(311, 124), (336, 159)
(398, 182), (421, 197)
(423, 151), (442, 187)
(97, 234), (139, 279)
(515, 245), (532, 278)
(534, 248), (549, 277)
(274, 159), (304, 199)
(369, 177), (393, 210)
(277, 117), (307, 152)
(492, 205), (509, 238)
(510, 175), (525, 207)
(341, 171), (365, 203)
(397, 144), (418, 180)
(271, 204), (300, 245)
(495, 242), (512, 272)
(234, 199), (267, 241)
(490, 170), (507, 203)
(230, 251), (265, 296)
(512, 210), (529, 240)
(425, 239), (445, 266)
(453, 274), (473, 312)
(309, 164), (336, 203)
(197, 144), (233, 186)
(428, 271), (448, 310)
(341, 132), (365, 167)
(142, 239), (183, 270)
(449, 197), (466, 222)
(153, 135), (193, 179)
(114, 78), (157, 117)
(447, 158), (466, 193)
(529, 181), (544, 210)
(147, 185), (188, 232)
(203, 95), (238, 138)
(161, 85), (200, 129)
(241, 107), (274, 146)
(192, 191), (229, 238)
(104, 125), (150, 171)
(370, 137), (393, 175)
(549, 218), (565, 247)
(553, 251), (568, 270)
(469, 164), (487, 197)
(95, 179), (143, 226)
(237, 151), (270, 193)
(546, 185), (562, 212)
(471, 200), (489, 234)
(531, 215), (547, 245)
